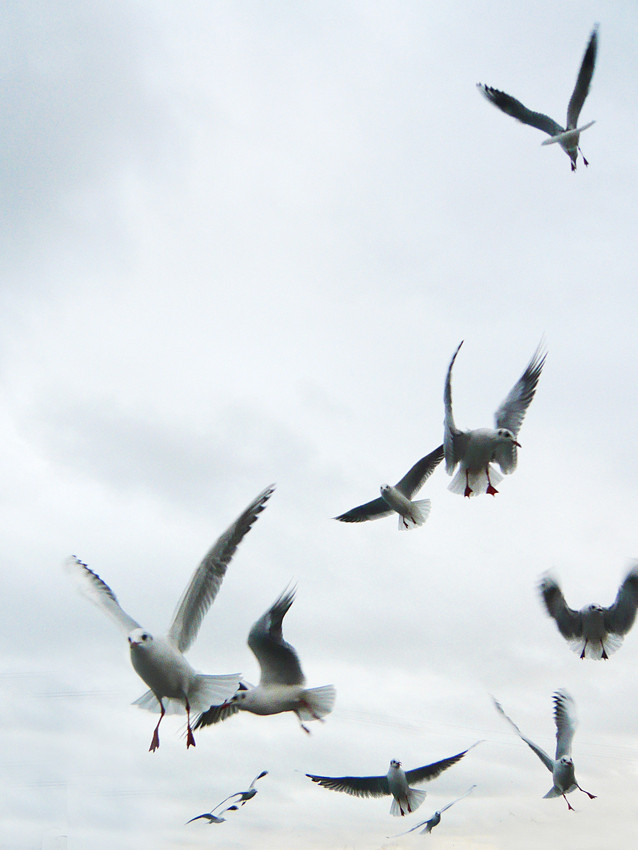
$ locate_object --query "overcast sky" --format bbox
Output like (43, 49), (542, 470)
(2, 2), (638, 848)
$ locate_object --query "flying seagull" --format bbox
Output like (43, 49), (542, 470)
(443, 340), (546, 497)
(306, 745), (479, 817)
(187, 770), (268, 824)
(65, 484), (274, 751)
(477, 26), (598, 171)
(539, 567), (638, 659)
(388, 785), (477, 837)
(494, 691), (596, 810)
(196, 588), (335, 734)
(334, 444), (444, 530)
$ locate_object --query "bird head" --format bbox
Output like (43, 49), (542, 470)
(559, 755), (573, 767)
(128, 628), (153, 649)
(496, 428), (521, 448)
(390, 759), (402, 769)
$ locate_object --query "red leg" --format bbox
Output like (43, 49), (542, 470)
(563, 794), (575, 811)
(485, 467), (498, 496)
(464, 470), (472, 498)
(185, 698), (196, 748)
(150, 702), (165, 752)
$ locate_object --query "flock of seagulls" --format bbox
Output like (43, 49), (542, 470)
(62, 22), (634, 842)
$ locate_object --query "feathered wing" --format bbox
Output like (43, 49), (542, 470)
(494, 343), (547, 437)
(438, 784), (477, 814)
(167, 484), (274, 652)
(248, 587), (305, 686)
(193, 696), (242, 729)
(477, 84), (564, 137)
(306, 772), (389, 798)
(567, 26), (598, 128)
(395, 444), (445, 498)
(65, 556), (141, 634)
(553, 690), (577, 760)
(443, 341), (467, 474)
(539, 574), (583, 639)
(494, 698), (554, 772)
(334, 497), (395, 523)
(404, 743), (478, 785)
(604, 566), (638, 635)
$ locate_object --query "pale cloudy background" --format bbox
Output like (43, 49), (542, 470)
(2, 2), (638, 848)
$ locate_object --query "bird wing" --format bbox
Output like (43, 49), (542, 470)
(248, 587), (305, 686)
(566, 27), (598, 128)
(193, 697), (242, 729)
(443, 341), (467, 473)
(249, 770), (269, 789)
(494, 343), (547, 437)
(306, 772), (389, 798)
(539, 574), (583, 638)
(334, 496), (395, 523)
(65, 556), (141, 634)
(438, 784), (477, 814)
(553, 689), (577, 760)
(387, 818), (435, 838)
(395, 444), (445, 498)
(493, 698), (554, 772)
(477, 84), (564, 137)
(604, 565), (638, 635)
(167, 484), (274, 652)
(404, 744), (477, 785)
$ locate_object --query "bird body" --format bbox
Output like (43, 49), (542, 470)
(388, 785), (476, 837)
(478, 26), (598, 170)
(443, 341), (546, 497)
(65, 484), (274, 751)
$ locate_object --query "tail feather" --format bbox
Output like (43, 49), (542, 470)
(398, 499), (431, 530)
(390, 787), (427, 816)
(297, 685), (336, 721)
(448, 465), (503, 497)
(132, 673), (241, 715)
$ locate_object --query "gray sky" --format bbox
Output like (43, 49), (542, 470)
(2, 2), (638, 848)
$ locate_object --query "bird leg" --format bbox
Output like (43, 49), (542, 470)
(576, 783), (596, 800)
(485, 466), (498, 496)
(580, 640), (588, 659)
(580, 149), (589, 167)
(149, 702), (166, 752)
(464, 470), (473, 498)
(185, 698), (196, 748)
(601, 644), (609, 660)
(563, 793), (576, 811)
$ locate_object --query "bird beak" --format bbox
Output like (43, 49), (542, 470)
(514, 440), (521, 447)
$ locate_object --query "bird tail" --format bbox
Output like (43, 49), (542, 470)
(543, 786), (562, 799)
(132, 673), (241, 715)
(569, 633), (624, 660)
(398, 499), (431, 530)
(297, 685), (336, 722)
(447, 465), (503, 497)
(390, 787), (427, 817)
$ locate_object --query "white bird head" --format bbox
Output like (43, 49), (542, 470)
(380, 484), (391, 494)
(390, 759), (402, 769)
(496, 428), (521, 448)
(128, 628), (154, 649)
(559, 755), (573, 767)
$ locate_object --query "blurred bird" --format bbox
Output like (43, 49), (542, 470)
(443, 340), (546, 497)
(195, 588), (335, 734)
(65, 484), (274, 751)
(477, 26), (598, 170)
(187, 770), (268, 824)
(306, 745), (479, 817)
(334, 445), (444, 529)
(388, 785), (477, 836)
(539, 567), (638, 659)
(494, 691), (596, 810)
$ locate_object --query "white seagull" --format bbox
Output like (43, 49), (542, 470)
(494, 691), (596, 810)
(443, 340), (546, 497)
(187, 770), (268, 824)
(388, 785), (477, 837)
(306, 745), (479, 817)
(66, 484), (274, 752)
(477, 26), (598, 171)
(334, 444), (444, 530)
(539, 567), (638, 659)
(195, 588), (335, 734)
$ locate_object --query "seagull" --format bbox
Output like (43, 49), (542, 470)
(306, 745), (479, 817)
(388, 785), (476, 837)
(187, 770), (268, 824)
(539, 567), (638, 659)
(334, 445), (444, 530)
(195, 588), (335, 734)
(65, 484), (274, 752)
(494, 691), (596, 810)
(443, 340), (546, 497)
(477, 26), (598, 171)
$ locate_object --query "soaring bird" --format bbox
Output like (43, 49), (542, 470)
(388, 785), (477, 836)
(65, 484), (274, 751)
(334, 444), (444, 530)
(306, 745), (479, 817)
(539, 567), (638, 659)
(494, 691), (596, 810)
(443, 340), (546, 497)
(187, 770), (268, 824)
(195, 588), (335, 734)
(477, 26), (598, 171)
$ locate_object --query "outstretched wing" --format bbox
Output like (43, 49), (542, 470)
(404, 743), (478, 785)
(539, 574), (583, 639)
(477, 84), (564, 137)
(248, 587), (305, 686)
(395, 445), (445, 498)
(334, 497), (394, 524)
(167, 484), (274, 652)
(567, 26), (598, 128)
(553, 689), (577, 760)
(306, 772), (389, 798)
(438, 784), (477, 814)
(494, 343), (547, 437)
(604, 565), (638, 636)
(194, 698), (241, 729)
(443, 341), (468, 474)
(493, 697), (554, 773)
(65, 556), (140, 634)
